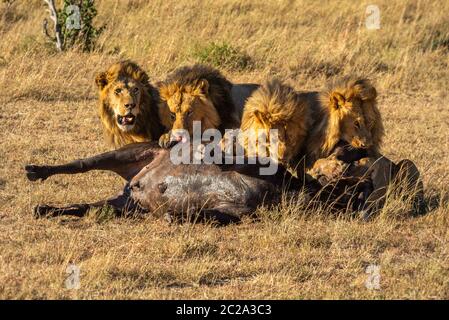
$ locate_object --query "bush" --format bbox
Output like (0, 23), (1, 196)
(44, 0), (105, 52)
(192, 42), (253, 71)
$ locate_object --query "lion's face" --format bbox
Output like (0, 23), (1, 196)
(331, 93), (373, 150)
(96, 61), (153, 135)
(239, 80), (310, 165)
(95, 60), (163, 148)
(241, 118), (306, 164)
(103, 78), (144, 132)
(158, 80), (221, 141)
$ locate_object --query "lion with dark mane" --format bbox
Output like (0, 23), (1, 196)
(95, 60), (164, 148)
(157, 64), (240, 147)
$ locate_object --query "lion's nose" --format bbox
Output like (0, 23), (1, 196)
(359, 142), (367, 148)
(125, 103), (136, 110)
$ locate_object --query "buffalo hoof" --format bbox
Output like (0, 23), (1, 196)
(25, 165), (49, 182)
(33, 205), (53, 218)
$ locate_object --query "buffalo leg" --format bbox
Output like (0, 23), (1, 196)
(34, 184), (143, 218)
(165, 204), (249, 226)
(365, 157), (425, 215)
(197, 209), (242, 226)
(25, 142), (161, 182)
(393, 159), (426, 215)
(197, 203), (253, 225)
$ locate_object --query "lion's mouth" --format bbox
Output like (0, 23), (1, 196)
(117, 114), (136, 126)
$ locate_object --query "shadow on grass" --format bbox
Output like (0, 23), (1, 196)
(424, 190), (449, 214)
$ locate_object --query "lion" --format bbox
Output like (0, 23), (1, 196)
(237, 79), (311, 166)
(95, 60), (164, 148)
(303, 78), (424, 216)
(304, 77), (384, 167)
(304, 77), (424, 216)
(157, 64), (240, 147)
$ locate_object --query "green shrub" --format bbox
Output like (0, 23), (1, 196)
(44, 0), (105, 52)
(59, 0), (105, 51)
(192, 42), (253, 71)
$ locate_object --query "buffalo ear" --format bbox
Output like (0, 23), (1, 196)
(198, 79), (209, 95)
(330, 91), (346, 110)
(95, 72), (108, 90)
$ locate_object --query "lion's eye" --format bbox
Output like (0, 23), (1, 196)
(354, 121), (360, 128)
(115, 88), (122, 95)
(170, 112), (176, 121)
(132, 87), (139, 93)
(187, 110), (193, 117)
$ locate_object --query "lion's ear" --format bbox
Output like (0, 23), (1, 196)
(158, 84), (170, 101)
(95, 72), (108, 90)
(360, 85), (377, 101)
(254, 110), (269, 125)
(198, 79), (209, 95)
(135, 70), (150, 85)
(353, 80), (377, 101)
(329, 92), (346, 110)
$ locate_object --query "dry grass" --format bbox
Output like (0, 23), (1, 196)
(0, 0), (448, 299)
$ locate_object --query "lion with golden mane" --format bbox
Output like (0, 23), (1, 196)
(95, 60), (164, 148)
(157, 64), (241, 147)
(306, 78), (423, 216)
(239, 79), (311, 165)
(305, 77), (384, 166)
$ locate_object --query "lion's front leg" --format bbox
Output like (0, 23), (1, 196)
(158, 132), (172, 148)
(158, 130), (185, 149)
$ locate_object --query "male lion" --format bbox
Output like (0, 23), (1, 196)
(157, 64), (240, 147)
(95, 60), (164, 148)
(305, 78), (425, 215)
(238, 79), (311, 166)
(304, 78), (424, 216)
(305, 77), (384, 166)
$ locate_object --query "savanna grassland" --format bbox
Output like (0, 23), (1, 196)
(0, 0), (448, 299)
